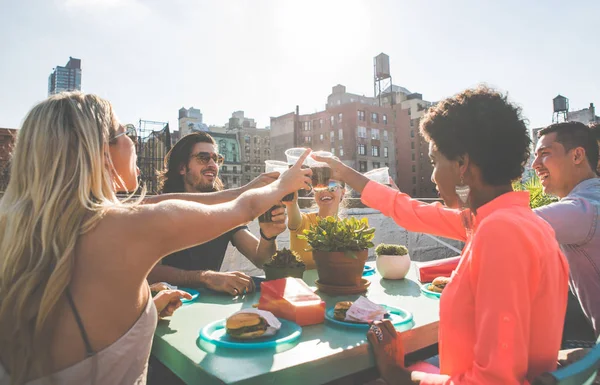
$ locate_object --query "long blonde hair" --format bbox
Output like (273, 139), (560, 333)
(0, 92), (126, 383)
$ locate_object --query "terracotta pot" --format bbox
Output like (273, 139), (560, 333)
(263, 264), (306, 281)
(313, 249), (368, 286)
(376, 254), (411, 279)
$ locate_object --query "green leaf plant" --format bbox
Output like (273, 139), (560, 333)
(297, 216), (376, 258)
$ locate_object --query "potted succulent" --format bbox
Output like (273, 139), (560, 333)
(262, 248), (306, 281)
(298, 216), (375, 286)
(375, 244), (411, 280)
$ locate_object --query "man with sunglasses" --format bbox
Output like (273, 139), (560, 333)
(147, 132), (287, 296)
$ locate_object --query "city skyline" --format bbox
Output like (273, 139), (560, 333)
(0, 0), (598, 131)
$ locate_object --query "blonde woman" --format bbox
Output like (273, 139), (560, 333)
(0, 92), (312, 385)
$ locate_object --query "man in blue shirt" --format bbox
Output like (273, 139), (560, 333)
(533, 122), (600, 343)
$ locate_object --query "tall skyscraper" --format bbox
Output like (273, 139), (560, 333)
(48, 57), (82, 96)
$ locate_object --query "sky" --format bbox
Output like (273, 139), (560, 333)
(0, 0), (598, 131)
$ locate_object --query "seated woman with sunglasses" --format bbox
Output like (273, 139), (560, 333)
(0, 92), (312, 385)
(284, 179), (346, 269)
(313, 87), (569, 384)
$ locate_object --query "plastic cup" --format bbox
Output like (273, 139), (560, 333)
(306, 150), (334, 166)
(364, 167), (390, 185)
(265, 160), (295, 201)
(284, 148), (310, 166)
(265, 160), (289, 173)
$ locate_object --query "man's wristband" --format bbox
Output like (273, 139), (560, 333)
(260, 228), (277, 241)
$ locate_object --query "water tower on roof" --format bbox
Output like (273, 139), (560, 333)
(553, 95), (569, 123)
(374, 53), (393, 107)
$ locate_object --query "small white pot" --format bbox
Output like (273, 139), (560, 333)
(376, 254), (411, 279)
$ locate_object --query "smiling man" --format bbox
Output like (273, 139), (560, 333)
(532, 121), (600, 343)
(147, 132), (287, 296)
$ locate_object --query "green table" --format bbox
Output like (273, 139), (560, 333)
(152, 262), (440, 385)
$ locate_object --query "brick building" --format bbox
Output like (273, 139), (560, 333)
(225, 111), (271, 185)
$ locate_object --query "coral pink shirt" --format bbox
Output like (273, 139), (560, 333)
(361, 182), (569, 385)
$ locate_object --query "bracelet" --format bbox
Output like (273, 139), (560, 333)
(260, 228), (277, 241)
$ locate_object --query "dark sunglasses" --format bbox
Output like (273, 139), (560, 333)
(191, 152), (225, 165)
(111, 125), (137, 144)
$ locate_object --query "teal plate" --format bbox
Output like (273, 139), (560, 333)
(179, 288), (200, 303)
(199, 318), (302, 349)
(363, 265), (376, 276)
(325, 305), (413, 329)
(420, 283), (441, 299)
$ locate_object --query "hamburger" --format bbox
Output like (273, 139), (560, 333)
(428, 276), (451, 293)
(225, 313), (269, 340)
(333, 301), (353, 321)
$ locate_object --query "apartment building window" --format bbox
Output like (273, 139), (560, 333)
(359, 161), (367, 172)
(371, 112), (379, 123)
(383, 130), (388, 141)
(233, 154), (238, 162)
(357, 110), (365, 121)
(373, 162), (380, 169)
(222, 166), (228, 173)
(233, 166), (237, 173)
(384, 147), (388, 158)
(320, 133), (324, 142)
(319, 118), (323, 128)
(358, 144), (366, 155)
(338, 129), (343, 140)
(245, 165), (251, 172)
(304, 136), (311, 143)
(330, 116), (335, 126)
(338, 113), (343, 123)
(412, 165), (416, 172)
(358, 126), (367, 138)
(372, 145), (380, 157)
(385, 163), (389, 167)
(411, 142), (415, 150)
(330, 132), (335, 143)
(412, 176), (417, 184)
(413, 188), (417, 196)
(371, 128), (380, 140)
(303, 121), (311, 131)
(408, 108), (412, 116)
(420, 152), (424, 159)
(254, 136), (259, 144)
(410, 130), (414, 138)
(412, 153), (415, 161)
(233, 176), (239, 185)
(339, 145), (344, 156)
(331, 147), (335, 155)
(244, 135), (250, 144)
(383, 114), (388, 125)
(410, 119), (414, 127)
